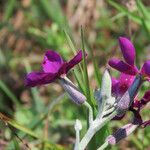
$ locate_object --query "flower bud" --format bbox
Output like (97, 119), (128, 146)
(59, 77), (86, 105)
(117, 75), (143, 112)
(107, 123), (138, 145)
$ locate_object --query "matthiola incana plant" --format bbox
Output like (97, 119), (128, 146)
(25, 37), (150, 150)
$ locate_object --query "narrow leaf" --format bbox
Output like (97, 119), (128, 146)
(0, 80), (20, 106)
(3, 0), (16, 21)
(101, 69), (112, 98)
(109, 0), (141, 24)
(81, 27), (92, 105)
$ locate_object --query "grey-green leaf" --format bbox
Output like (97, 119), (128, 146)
(101, 69), (112, 98)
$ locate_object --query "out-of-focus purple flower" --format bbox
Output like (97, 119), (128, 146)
(109, 37), (150, 80)
(25, 50), (84, 87)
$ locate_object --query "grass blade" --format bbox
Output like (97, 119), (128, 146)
(3, 0), (16, 22)
(0, 80), (20, 106)
(81, 27), (92, 105)
(136, 0), (150, 20)
(86, 43), (101, 87)
(108, 0), (141, 24)
(63, 30), (85, 92)
(136, 0), (150, 41)
(0, 112), (38, 139)
(13, 138), (20, 150)
(39, 0), (66, 27)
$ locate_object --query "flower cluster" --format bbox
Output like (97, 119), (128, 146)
(109, 37), (150, 127)
(25, 36), (150, 149)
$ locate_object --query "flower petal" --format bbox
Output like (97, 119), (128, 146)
(117, 73), (135, 96)
(112, 77), (119, 86)
(119, 37), (135, 66)
(42, 50), (64, 73)
(109, 58), (138, 75)
(66, 50), (84, 73)
(25, 71), (57, 87)
(111, 77), (119, 96)
(141, 60), (150, 78)
(119, 73), (135, 88)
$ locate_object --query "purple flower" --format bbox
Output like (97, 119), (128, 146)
(109, 37), (150, 122)
(108, 91), (150, 145)
(112, 73), (135, 120)
(25, 50), (84, 87)
(112, 73), (135, 98)
(109, 37), (150, 80)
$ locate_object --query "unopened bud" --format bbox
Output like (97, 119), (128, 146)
(117, 75), (143, 112)
(107, 123), (138, 145)
(59, 77), (86, 105)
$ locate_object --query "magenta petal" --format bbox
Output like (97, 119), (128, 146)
(117, 73), (135, 95)
(112, 77), (119, 96)
(42, 50), (64, 73)
(25, 71), (57, 87)
(112, 77), (119, 86)
(66, 50), (84, 73)
(119, 37), (135, 66)
(118, 73), (135, 88)
(141, 60), (150, 78)
(109, 58), (138, 75)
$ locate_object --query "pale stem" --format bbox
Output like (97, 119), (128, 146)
(79, 111), (117, 150)
(74, 129), (80, 150)
(83, 101), (93, 126)
(74, 119), (82, 150)
(102, 107), (116, 117)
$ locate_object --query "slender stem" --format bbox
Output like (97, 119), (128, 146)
(74, 119), (82, 150)
(102, 107), (115, 117)
(97, 141), (109, 150)
(83, 101), (93, 126)
(74, 130), (80, 150)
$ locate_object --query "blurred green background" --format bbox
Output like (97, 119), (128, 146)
(0, 0), (150, 149)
